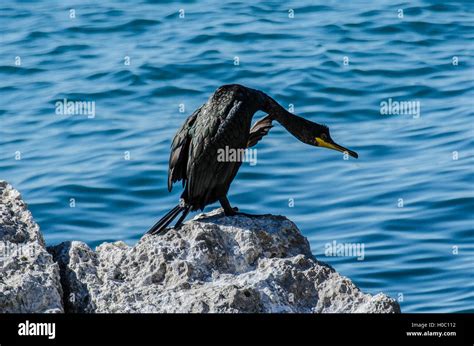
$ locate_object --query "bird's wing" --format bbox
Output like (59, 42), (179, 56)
(167, 106), (202, 191)
(246, 114), (273, 147)
(186, 100), (247, 208)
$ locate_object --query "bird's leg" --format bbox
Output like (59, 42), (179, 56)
(219, 196), (239, 216)
(219, 196), (268, 218)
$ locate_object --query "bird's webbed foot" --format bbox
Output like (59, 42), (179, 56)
(224, 206), (239, 216)
(220, 196), (239, 216)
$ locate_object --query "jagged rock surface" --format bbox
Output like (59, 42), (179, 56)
(0, 181), (63, 313)
(0, 181), (400, 313)
(50, 210), (400, 313)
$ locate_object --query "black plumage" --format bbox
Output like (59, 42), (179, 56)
(147, 84), (357, 235)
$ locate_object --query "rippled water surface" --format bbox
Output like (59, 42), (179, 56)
(1, 1), (473, 313)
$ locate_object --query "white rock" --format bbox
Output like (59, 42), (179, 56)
(0, 181), (63, 313)
(0, 181), (400, 313)
(50, 209), (400, 313)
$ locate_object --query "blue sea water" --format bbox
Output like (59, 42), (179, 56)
(0, 1), (473, 313)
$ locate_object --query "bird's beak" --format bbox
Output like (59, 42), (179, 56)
(315, 137), (358, 158)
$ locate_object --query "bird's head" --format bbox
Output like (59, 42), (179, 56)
(308, 124), (358, 159)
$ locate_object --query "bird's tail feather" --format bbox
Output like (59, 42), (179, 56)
(146, 203), (185, 235)
(174, 205), (191, 229)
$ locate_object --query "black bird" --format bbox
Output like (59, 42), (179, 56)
(147, 84), (358, 235)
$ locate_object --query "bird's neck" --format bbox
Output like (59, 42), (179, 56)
(258, 91), (312, 143)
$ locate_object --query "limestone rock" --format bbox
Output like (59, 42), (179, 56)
(0, 181), (63, 313)
(0, 180), (400, 314)
(50, 210), (400, 313)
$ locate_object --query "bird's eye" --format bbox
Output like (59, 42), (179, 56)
(321, 133), (327, 140)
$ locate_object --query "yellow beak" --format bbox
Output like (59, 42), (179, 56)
(315, 137), (358, 158)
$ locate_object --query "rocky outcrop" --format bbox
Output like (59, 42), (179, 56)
(49, 210), (400, 313)
(1, 181), (400, 313)
(0, 181), (63, 313)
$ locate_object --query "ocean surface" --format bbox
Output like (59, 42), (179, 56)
(1, 1), (473, 313)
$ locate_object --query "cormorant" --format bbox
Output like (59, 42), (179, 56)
(147, 84), (358, 235)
